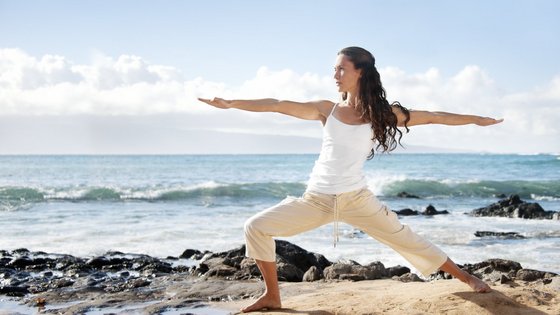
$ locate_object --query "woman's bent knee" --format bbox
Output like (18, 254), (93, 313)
(244, 215), (267, 237)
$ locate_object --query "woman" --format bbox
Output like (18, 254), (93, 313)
(199, 46), (503, 313)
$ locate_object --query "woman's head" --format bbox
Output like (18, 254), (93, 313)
(336, 46), (410, 158)
(335, 47), (375, 96)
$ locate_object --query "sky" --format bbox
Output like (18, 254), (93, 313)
(0, 0), (559, 154)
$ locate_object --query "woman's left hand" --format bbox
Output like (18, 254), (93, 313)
(475, 117), (504, 126)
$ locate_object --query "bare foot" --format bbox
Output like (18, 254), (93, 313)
(241, 293), (282, 313)
(465, 274), (492, 293)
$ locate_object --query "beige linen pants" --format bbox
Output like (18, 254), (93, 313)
(244, 187), (448, 277)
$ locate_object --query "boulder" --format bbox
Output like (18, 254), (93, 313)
(516, 269), (548, 282)
(323, 261), (387, 281)
(395, 208), (419, 216)
(394, 272), (424, 283)
(277, 259), (304, 282)
(387, 265), (410, 277)
(275, 240), (331, 273)
(422, 205), (449, 215)
(180, 249), (202, 259)
(302, 266), (322, 282)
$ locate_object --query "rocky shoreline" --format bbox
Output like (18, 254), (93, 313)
(1, 239), (558, 314)
(1, 194), (558, 313)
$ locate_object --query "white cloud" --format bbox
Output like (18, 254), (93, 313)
(0, 48), (559, 153)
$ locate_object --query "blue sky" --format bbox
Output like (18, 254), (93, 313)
(2, 0), (558, 88)
(0, 0), (559, 153)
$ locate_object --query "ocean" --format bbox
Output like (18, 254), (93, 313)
(1, 154), (559, 275)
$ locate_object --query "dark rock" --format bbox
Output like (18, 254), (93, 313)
(131, 257), (155, 270)
(210, 245), (246, 260)
(495, 193), (507, 198)
(8, 257), (34, 269)
(432, 258), (523, 282)
(366, 261), (388, 279)
(0, 257), (11, 268)
(65, 263), (93, 277)
(324, 262), (354, 280)
(339, 274), (366, 281)
(471, 195), (558, 219)
(141, 262), (172, 275)
(0, 286), (29, 295)
(500, 274), (512, 284)
(11, 248), (30, 255)
(397, 191), (420, 199)
(180, 249), (202, 259)
(52, 278), (74, 288)
(303, 266), (322, 282)
(324, 261), (387, 281)
(206, 265), (237, 278)
(277, 259), (304, 282)
(236, 258), (261, 279)
(128, 278), (150, 288)
(195, 241), (330, 282)
(422, 205), (449, 215)
(516, 269), (547, 282)
(54, 255), (81, 270)
(107, 257), (127, 267)
(462, 259), (522, 274)
(387, 265), (410, 277)
(194, 263), (209, 275)
(474, 231), (525, 239)
(394, 272), (423, 283)
(275, 240), (331, 274)
(223, 256), (244, 268)
(86, 256), (112, 269)
(395, 208), (419, 216)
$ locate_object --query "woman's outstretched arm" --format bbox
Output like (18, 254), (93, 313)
(198, 97), (334, 123)
(392, 106), (504, 127)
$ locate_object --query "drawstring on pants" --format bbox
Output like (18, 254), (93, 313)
(333, 194), (339, 247)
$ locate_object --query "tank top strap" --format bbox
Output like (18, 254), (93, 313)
(328, 103), (338, 117)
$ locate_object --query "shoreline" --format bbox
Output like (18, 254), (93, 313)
(2, 276), (558, 314)
(1, 241), (558, 314)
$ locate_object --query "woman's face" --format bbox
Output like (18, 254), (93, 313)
(333, 54), (361, 94)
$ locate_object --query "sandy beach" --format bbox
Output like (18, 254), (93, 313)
(214, 278), (560, 315)
(1, 274), (558, 314)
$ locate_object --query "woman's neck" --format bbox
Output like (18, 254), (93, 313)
(343, 93), (359, 109)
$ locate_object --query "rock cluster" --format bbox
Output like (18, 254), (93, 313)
(191, 240), (331, 282)
(431, 258), (557, 284)
(1, 240), (557, 301)
(395, 204), (449, 216)
(0, 248), (177, 297)
(474, 231), (525, 239)
(471, 195), (559, 219)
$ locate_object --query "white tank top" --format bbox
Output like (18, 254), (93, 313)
(306, 103), (374, 194)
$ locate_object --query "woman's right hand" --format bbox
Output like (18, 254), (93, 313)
(198, 97), (232, 109)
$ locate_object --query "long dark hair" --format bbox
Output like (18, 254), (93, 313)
(338, 46), (410, 158)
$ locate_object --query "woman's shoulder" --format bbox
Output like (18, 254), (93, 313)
(313, 100), (336, 118)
